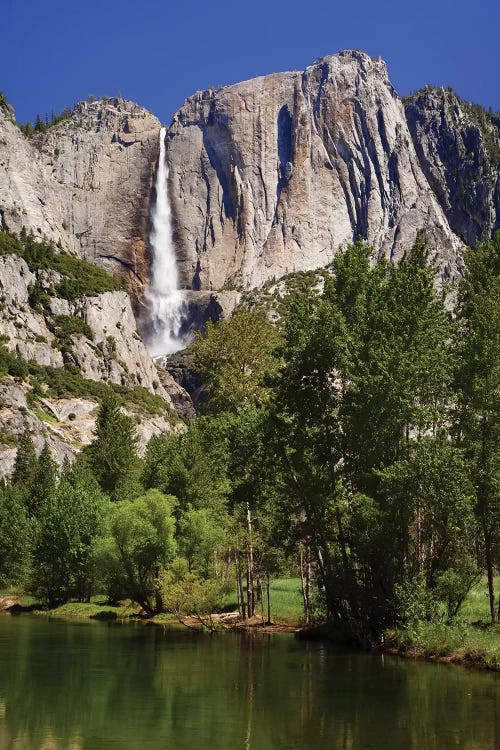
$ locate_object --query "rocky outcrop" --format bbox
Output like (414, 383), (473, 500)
(0, 254), (64, 367)
(69, 290), (166, 394)
(0, 380), (183, 480)
(3, 57), (499, 306)
(0, 253), (170, 395)
(179, 290), (241, 337)
(166, 50), (463, 290)
(404, 87), (500, 246)
(158, 349), (207, 413)
(0, 98), (161, 296)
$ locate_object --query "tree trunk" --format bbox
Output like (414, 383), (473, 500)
(305, 543), (312, 622)
(235, 552), (246, 619)
(256, 577), (263, 604)
(246, 501), (254, 619)
(266, 573), (271, 625)
(299, 544), (310, 625)
(485, 537), (497, 623)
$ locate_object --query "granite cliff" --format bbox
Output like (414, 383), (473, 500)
(2, 51), (500, 302)
(0, 97), (160, 299)
(404, 86), (500, 246)
(0, 50), (499, 475)
(167, 51), (466, 290)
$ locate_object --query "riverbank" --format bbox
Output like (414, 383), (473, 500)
(0, 577), (305, 631)
(380, 577), (500, 672)
(381, 622), (500, 672)
(2, 578), (499, 672)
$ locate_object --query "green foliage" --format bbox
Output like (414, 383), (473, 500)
(0, 231), (23, 256)
(270, 238), (461, 637)
(435, 564), (480, 621)
(11, 429), (37, 489)
(29, 443), (58, 518)
(27, 281), (50, 311)
(85, 392), (139, 501)
(0, 485), (31, 587)
(454, 232), (500, 622)
(0, 429), (18, 447)
(159, 560), (225, 628)
(378, 435), (476, 590)
(191, 308), (281, 413)
(0, 344), (28, 379)
(0, 231), (497, 646)
(177, 506), (227, 576)
(143, 416), (230, 512)
(29, 472), (107, 606)
(50, 314), (94, 350)
(105, 489), (177, 615)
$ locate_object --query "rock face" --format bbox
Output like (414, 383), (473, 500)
(0, 246), (187, 477)
(166, 51), (463, 290)
(0, 254), (167, 395)
(2, 55), (500, 306)
(0, 379), (182, 480)
(0, 98), (161, 296)
(405, 87), (500, 246)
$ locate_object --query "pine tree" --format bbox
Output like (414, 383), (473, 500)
(29, 442), (57, 517)
(86, 393), (138, 500)
(12, 429), (37, 488)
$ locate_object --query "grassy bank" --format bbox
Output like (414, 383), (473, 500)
(3, 578), (499, 671)
(1, 577), (305, 627)
(384, 577), (500, 671)
(224, 577), (304, 625)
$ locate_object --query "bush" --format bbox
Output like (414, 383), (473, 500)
(0, 345), (28, 379)
(50, 315), (94, 349)
(0, 229), (124, 300)
(435, 564), (480, 621)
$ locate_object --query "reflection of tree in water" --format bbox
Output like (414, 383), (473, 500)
(0, 619), (499, 750)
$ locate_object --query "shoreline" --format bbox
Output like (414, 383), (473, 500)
(378, 643), (500, 673)
(2, 596), (498, 673)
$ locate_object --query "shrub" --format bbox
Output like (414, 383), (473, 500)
(50, 315), (94, 349)
(0, 229), (124, 300)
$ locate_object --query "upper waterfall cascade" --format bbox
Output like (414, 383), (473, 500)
(146, 127), (187, 357)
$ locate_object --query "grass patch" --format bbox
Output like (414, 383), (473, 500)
(386, 577), (500, 670)
(43, 598), (140, 619)
(33, 407), (59, 425)
(225, 577), (304, 624)
(0, 429), (18, 447)
(461, 576), (500, 622)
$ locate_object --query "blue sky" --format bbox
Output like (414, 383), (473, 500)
(2, 0), (499, 125)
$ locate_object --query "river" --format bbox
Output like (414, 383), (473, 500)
(0, 616), (498, 749)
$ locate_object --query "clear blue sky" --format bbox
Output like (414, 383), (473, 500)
(2, 0), (499, 125)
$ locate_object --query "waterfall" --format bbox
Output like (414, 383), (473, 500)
(146, 127), (186, 357)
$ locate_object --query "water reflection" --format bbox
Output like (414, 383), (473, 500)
(0, 617), (498, 750)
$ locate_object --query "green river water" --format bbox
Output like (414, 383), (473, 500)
(0, 616), (498, 749)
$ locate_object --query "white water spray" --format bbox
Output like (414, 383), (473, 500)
(146, 127), (186, 356)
